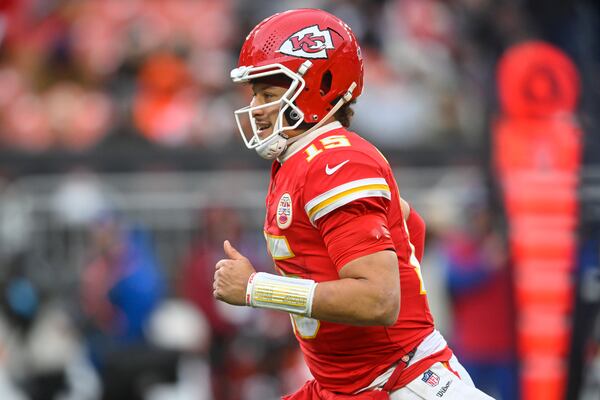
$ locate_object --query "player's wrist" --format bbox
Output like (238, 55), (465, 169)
(245, 272), (317, 317)
(245, 272), (257, 306)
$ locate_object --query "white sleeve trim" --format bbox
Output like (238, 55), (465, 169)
(304, 177), (391, 225)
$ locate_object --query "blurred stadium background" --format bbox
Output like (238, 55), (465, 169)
(0, 0), (599, 399)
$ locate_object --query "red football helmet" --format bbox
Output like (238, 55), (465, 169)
(230, 8), (364, 159)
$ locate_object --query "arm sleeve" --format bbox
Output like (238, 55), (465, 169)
(302, 149), (395, 271)
(316, 197), (396, 271)
(406, 207), (426, 263)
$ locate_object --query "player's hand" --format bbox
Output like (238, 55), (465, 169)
(213, 240), (256, 306)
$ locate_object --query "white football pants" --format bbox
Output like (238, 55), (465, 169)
(390, 355), (495, 399)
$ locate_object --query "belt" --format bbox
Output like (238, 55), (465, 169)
(382, 350), (415, 392)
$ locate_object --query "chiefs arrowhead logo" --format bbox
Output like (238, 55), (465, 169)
(278, 25), (334, 59)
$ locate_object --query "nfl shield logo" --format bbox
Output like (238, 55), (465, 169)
(421, 370), (440, 387)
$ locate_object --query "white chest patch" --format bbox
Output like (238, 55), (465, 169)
(276, 193), (293, 229)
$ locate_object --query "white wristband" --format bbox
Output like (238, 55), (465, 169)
(246, 272), (317, 317)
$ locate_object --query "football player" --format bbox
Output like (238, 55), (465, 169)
(213, 8), (494, 400)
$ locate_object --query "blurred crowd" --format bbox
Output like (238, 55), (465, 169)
(0, 0), (553, 155)
(0, 175), (516, 400)
(0, 199), (309, 400)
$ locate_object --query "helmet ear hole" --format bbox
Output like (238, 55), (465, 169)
(284, 107), (302, 126)
(320, 70), (333, 97)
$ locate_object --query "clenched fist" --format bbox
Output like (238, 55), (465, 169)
(213, 240), (256, 306)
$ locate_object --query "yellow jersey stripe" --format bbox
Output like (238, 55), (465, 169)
(304, 177), (389, 213)
(306, 184), (390, 222)
(308, 188), (391, 225)
(307, 183), (390, 219)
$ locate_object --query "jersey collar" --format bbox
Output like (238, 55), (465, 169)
(278, 121), (343, 163)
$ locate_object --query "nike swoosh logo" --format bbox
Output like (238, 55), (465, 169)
(325, 160), (349, 175)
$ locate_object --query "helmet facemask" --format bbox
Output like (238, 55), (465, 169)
(231, 62), (310, 159)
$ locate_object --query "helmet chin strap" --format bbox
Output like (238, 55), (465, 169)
(298, 81), (357, 137)
(255, 134), (288, 160)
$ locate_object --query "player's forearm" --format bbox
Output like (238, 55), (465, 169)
(311, 277), (399, 326)
(244, 272), (400, 326)
(309, 250), (400, 326)
(243, 251), (400, 326)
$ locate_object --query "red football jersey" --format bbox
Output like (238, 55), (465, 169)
(264, 122), (435, 393)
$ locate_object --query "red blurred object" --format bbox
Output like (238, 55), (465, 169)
(494, 118), (581, 173)
(517, 309), (571, 356)
(521, 356), (567, 400)
(493, 40), (581, 400)
(497, 41), (579, 118)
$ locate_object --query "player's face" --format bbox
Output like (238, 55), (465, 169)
(250, 82), (288, 139)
